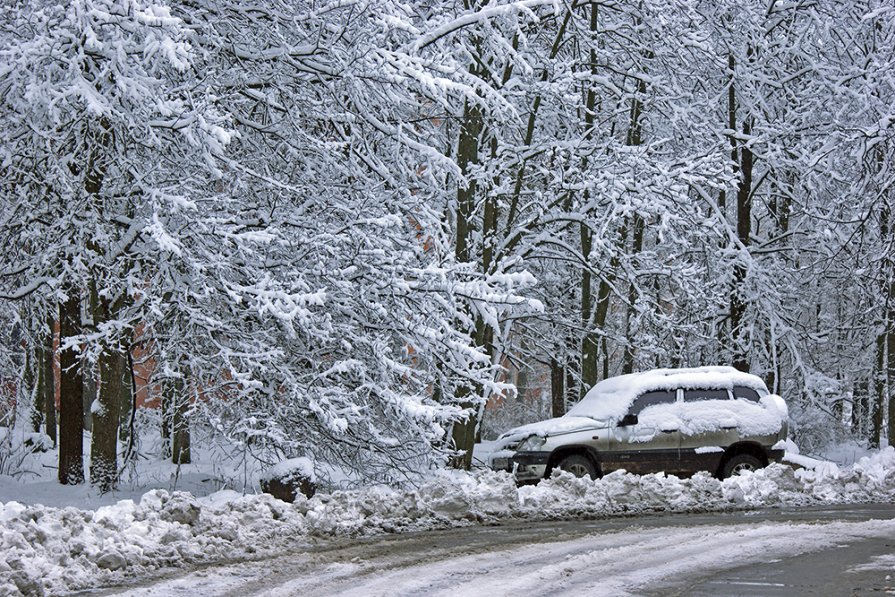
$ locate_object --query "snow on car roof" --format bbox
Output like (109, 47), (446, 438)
(565, 366), (769, 421)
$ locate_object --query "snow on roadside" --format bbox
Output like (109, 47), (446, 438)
(1, 447), (894, 596)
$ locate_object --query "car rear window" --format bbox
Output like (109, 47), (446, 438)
(732, 386), (761, 402)
(630, 390), (676, 414)
(683, 388), (730, 401)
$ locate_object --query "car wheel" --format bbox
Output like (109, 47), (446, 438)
(557, 454), (598, 479)
(721, 454), (764, 478)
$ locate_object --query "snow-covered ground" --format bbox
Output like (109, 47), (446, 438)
(1, 447), (894, 596)
(104, 509), (895, 596)
(0, 421), (244, 508)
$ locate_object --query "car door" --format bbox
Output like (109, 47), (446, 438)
(605, 389), (681, 475)
(677, 388), (738, 475)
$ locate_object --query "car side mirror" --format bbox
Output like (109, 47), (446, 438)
(617, 413), (638, 427)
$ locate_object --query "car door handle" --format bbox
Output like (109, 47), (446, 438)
(661, 429), (678, 434)
(721, 425), (737, 430)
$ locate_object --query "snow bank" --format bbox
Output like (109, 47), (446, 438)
(1, 448), (894, 595)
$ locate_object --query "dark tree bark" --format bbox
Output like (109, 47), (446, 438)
(621, 39), (649, 376)
(118, 347), (133, 444)
(730, 115), (753, 373)
(726, 52), (754, 373)
(873, 204), (894, 447)
(889, 327), (895, 447)
(40, 316), (56, 445)
(35, 348), (47, 433)
(579, 3), (601, 394)
(550, 357), (565, 418)
(886, 306), (895, 446)
(881, 203), (895, 448)
(449, 65), (485, 470)
(24, 349), (39, 432)
(90, 341), (123, 491)
(853, 379), (869, 436)
(161, 383), (172, 459)
(580, 221), (598, 392)
(58, 295), (84, 485)
(621, 213), (644, 375)
(82, 363), (96, 431)
(871, 331), (885, 448)
(171, 374), (191, 465)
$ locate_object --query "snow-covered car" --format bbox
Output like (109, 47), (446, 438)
(489, 366), (788, 482)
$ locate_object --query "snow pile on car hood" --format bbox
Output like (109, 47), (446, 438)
(1, 447), (893, 595)
(497, 416), (603, 441)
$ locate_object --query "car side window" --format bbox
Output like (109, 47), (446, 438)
(630, 390), (676, 415)
(683, 388), (730, 401)
(732, 386), (761, 402)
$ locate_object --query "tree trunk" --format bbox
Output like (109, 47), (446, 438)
(161, 382), (172, 459)
(728, 50), (753, 373)
(171, 374), (191, 465)
(877, 204), (894, 447)
(871, 331), (885, 447)
(887, 310), (895, 447)
(620, 42), (649, 376)
(853, 379), (868, 436)
(580, 223), (599, 393)
(449, 65), (485, 469)
(83, 363), (96, 431)
(579, 3), (601, 395)
(35, 347), (47, 434)
(41, 317), (56, 445)
(550, 357), (565, 417)
(731, 115), (753, 373)
(448, 383), (477, 470)
(24, 348), (39, 432)
(90, 342), (123, 491)
(883, 203), (895, 447)
(621, 214), (644, 375)
(119, 347), (133, 444)
(58, 294), (84, 485)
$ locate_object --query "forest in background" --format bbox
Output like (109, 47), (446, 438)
(0, 0), (893, 490)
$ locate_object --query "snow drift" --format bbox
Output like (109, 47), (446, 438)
(1, 447), (894, 596)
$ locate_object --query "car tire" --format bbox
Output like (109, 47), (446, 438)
(557, 454), (598, 479)
(721, 453), (764, 479)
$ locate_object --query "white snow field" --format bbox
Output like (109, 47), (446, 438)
(1, 447), (894, 595)
(117, 517), (895, 596)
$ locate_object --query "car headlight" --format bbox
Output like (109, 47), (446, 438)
(517, 434), (547, 452)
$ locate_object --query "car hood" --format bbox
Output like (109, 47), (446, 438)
(497, 416), (606, 442)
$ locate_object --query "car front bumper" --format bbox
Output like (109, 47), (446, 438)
(491, 451), (550, 482)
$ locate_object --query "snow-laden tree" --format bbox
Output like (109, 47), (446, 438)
(1, 0), (542, 486)
(2, 0), (893, 485)
(0, 0), (239, 488)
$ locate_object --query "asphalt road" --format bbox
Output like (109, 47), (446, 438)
(97, 503), (895, 597)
